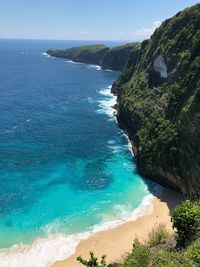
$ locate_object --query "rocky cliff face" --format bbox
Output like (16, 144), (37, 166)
(47, 43), (139, 71)
(101, 43), (140, 71)
(114, 3), (200, 197)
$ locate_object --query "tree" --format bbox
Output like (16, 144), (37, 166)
(171, 200), (200, 247)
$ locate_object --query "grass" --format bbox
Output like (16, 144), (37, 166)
(147, 223), (169, 247)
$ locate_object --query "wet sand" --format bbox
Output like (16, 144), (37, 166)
(52, 188), (182, 267)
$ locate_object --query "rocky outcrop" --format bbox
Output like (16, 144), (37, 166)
(153, 55), (168, 78)
(113, 3), (200, 197)
(47, 43), (139, 71)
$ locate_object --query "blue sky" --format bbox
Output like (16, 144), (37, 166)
(0, 0), (199, 41)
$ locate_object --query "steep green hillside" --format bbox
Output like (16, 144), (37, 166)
(101, 43), (140, 71)
(114, 3), (200, 197)
(47, 43), (139, 71)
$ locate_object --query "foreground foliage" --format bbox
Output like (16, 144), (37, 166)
(77, 252), (107, 267)
(171, 200), (200, 247)
(77, 201), (200, 267)
(122, 237), (200, 267)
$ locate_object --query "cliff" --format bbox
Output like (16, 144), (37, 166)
(113, 3), (200, 197)
(101, 43), (140, 71)
(47, 43), (139, 71)
(47, 44), (109, 66)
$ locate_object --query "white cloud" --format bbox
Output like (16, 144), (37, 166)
(80, 30), (89, 35)
(134, 20), (162, 38)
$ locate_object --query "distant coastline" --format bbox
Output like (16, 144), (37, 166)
(46, 42), (140, 71)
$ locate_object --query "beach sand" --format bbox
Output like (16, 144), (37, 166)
(52, 188), (183, 267)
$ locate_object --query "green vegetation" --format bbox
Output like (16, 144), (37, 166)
(171, 200), (200, 247)
(78, 201), (200, 267)
(47, 43), (139, 71)
(47, 44), (109, 66)
(115, 3), (200, 196)
(68, 9), (200, 267)
(77, 252), (107, 267)
(147, 223), (169, 247)
(116, 237), (200, 267)
(101, 43), (140, 71)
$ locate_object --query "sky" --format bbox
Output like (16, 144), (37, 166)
(0, 0), (199, 41)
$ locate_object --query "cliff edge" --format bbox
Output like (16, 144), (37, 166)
(47, 43), (139, 71)
(113, 3), (200, 197)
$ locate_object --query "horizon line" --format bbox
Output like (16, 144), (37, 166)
(0, 37), (140, 43)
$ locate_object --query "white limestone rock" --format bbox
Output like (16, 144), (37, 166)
(153, 55), (168, 78)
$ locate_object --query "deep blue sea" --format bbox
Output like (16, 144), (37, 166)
(0, 39), (157, 267)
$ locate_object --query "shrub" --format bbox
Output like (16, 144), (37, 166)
(184, 237), (200, 266)
(77, 252), (107, 267)
(151, 249), (195, 267)
(171, 200), (200, 247)
(148, 223), (169, 247)
(123, 239), (150, 267)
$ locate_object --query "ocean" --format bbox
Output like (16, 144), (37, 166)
(0, 39), (158, 267)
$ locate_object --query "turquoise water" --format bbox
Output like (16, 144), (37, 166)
(0, 40), (155, 267)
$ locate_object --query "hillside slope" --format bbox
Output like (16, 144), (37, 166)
(101, 43), (140, 71)
(113, 3), (200, 197)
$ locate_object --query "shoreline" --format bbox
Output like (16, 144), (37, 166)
(51, 187), (183, 267)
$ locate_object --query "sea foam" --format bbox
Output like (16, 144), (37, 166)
(97, 86), (117, 118)
(65, 60), (84, 65)
(66, 60), (102, 71)
(87, 65), (102, 71)
(42, 52), (50, 58)
(0, 194), (154, 267)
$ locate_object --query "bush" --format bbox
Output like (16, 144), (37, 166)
(77, 252), (107, 267)
(148, 223), (169, 247)
(123, 239), (150, 267)
(184, 237), (200, 266)
(171, 200), (200, 247)
(151, 249), (195, 267)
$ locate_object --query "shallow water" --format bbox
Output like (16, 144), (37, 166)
(0, 39), (157, 266)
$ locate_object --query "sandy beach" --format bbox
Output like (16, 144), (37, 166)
(52, 188), (183, 267)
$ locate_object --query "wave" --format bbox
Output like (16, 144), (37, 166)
(96, 86), (117, 118)
(42, 52), (51, 58)
(0, 233), (90, 267)
(65, 60), (102, 71)
(108, 144), (122, 154)
(0, 194), (154, 267)
(86, 65), (102, 71)
(65, 60), (83, 65)
(98, 88), (112, 97)
(65, 60), (74, 63)
(120, 132), (134, 156)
